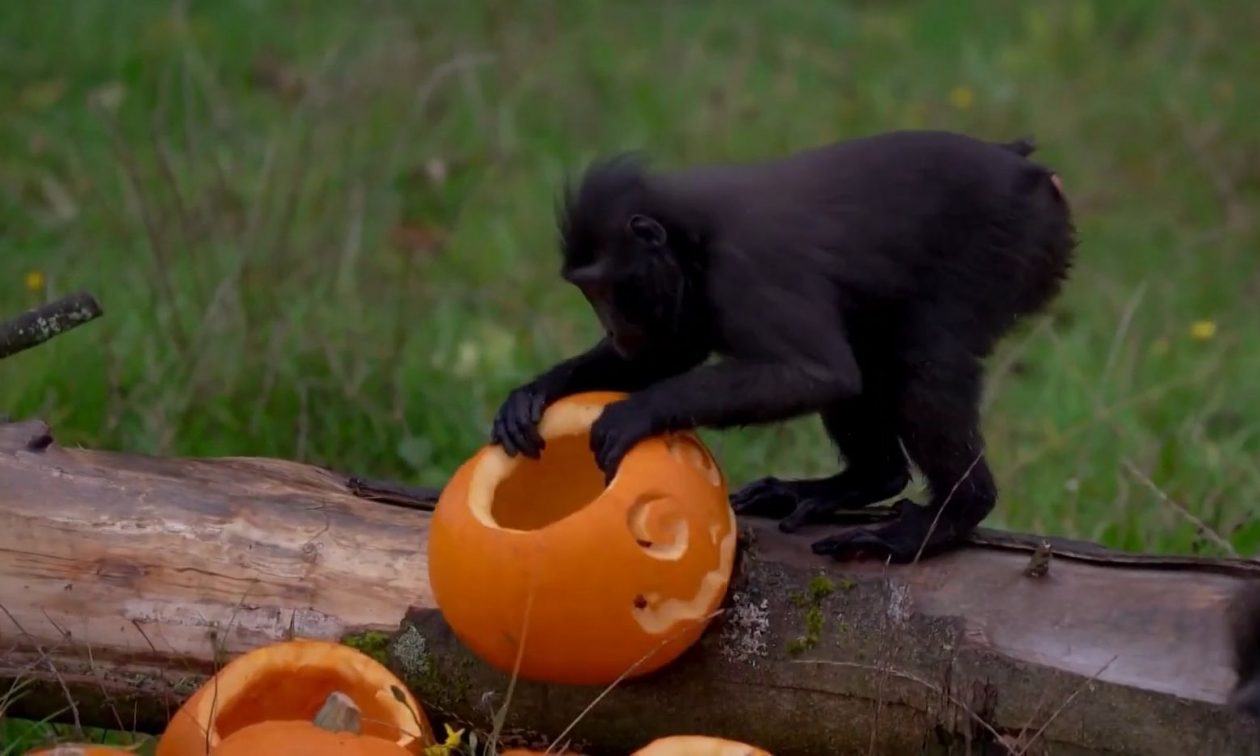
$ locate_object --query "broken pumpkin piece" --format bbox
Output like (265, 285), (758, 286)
(156, 639), (433, 755)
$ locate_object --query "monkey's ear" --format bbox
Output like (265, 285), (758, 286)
(626, 214), (667, 248)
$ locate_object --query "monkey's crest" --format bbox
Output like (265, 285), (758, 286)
(557, 152), (654, 268)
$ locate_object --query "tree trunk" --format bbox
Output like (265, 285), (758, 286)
(2, 418), (1258, 755)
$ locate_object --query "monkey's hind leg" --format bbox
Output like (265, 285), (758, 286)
(810, 362), (996, 563)
(731, 397), (910, 533)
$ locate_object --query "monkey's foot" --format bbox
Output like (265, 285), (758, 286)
(809, 499), (965, 564)
(730, 474), (904, 533)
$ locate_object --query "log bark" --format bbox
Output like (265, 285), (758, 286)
(2, 418), (1259, 755)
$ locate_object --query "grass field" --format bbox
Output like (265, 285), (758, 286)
(2, 0), (1259, 749)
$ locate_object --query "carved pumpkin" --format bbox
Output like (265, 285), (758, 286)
(208, 722), (410, 755)
(428, 391), (735, 685)
(208, 691), (413, 755)
(25, 747), (140, 755)
(156, 639), (433, 755)
(632, 735), (772, 755)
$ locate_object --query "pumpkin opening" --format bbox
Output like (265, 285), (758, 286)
(212, 664), (406, 743)
(489, 430), (607, 530)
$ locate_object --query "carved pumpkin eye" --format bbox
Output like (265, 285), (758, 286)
(427, 391), (734, 686)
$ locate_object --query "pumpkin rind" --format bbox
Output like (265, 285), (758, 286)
(156, 639), (433, 755)
(631, 735), (773, 755)
(25, 747), (141, 755)
(207, 720), (413, 755)
(428, 391), (735, 686)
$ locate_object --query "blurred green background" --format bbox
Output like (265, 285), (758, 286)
(3, 0), (1259, 555)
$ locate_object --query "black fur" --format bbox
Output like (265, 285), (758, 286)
(1229, 580), (1260, 717)
(490, 129), (1077, 563)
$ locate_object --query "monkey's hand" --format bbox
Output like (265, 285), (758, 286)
(490, 381), (550, 458)
(590, 399), (655, 483)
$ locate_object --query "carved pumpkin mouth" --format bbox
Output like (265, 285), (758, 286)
(469, 400), (608, 531)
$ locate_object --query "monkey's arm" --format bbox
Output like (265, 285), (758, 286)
(538, 337), (706, 396)
(590, 351), (861, 477)
(492, 337), (707, 458)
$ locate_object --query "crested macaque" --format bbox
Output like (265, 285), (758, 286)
(1228, 580), (1260, 717)
(490, 130), (1076, 563)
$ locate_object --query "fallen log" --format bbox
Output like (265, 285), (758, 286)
(2, 418), (1259, 755)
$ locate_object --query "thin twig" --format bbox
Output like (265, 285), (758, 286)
(792, 659), (1013, 753)
(547, 607), (726, 752)
(1013, 655), (1117, 756)
(913, 451), (985, 564)
(1122, 458), (1237, 556)
(0, 292), (104, 360)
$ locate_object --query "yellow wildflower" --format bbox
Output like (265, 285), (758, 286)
(424, 723), (466, 755)
(1189, 320), (1217, 341)
(25, 270), (45, 292)
(948, 85), (974, 110)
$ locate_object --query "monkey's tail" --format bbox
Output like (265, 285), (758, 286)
(1228, 580), (1260, 716)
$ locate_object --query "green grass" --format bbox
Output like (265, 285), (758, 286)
(2, 2), (1259, 745)
(3, 0), (1258, 549)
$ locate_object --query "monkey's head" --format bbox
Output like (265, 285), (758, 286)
(557, 155), (695, 360)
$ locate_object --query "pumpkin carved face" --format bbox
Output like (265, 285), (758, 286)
(156, 639), (432, 755)
(428, 391), (735, 685)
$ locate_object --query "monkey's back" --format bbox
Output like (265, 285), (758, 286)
(665, 130), (1076, 357)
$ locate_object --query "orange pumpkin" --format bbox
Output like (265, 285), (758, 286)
(25, 747), (140, 755)
(208, 689), (414, 755)
(428, 391), (735, 685)
(208, 721), (410, 755)
(632, 735), (772, 755)
(156, 639), (433, 755)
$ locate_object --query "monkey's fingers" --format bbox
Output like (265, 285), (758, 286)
(778, 499), (896, 533)
(494, 394), (545, 459)
(809, 529), (905, 562)
(729, 477), (799, 518)
(490, 413), (516, 454)
(809, 501), (931, 563)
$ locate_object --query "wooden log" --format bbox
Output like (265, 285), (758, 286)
(2, 418), (1259, 755)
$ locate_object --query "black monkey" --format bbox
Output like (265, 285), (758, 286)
(1229, 580), (1260, 717)
(491, 130), (1076, 563)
